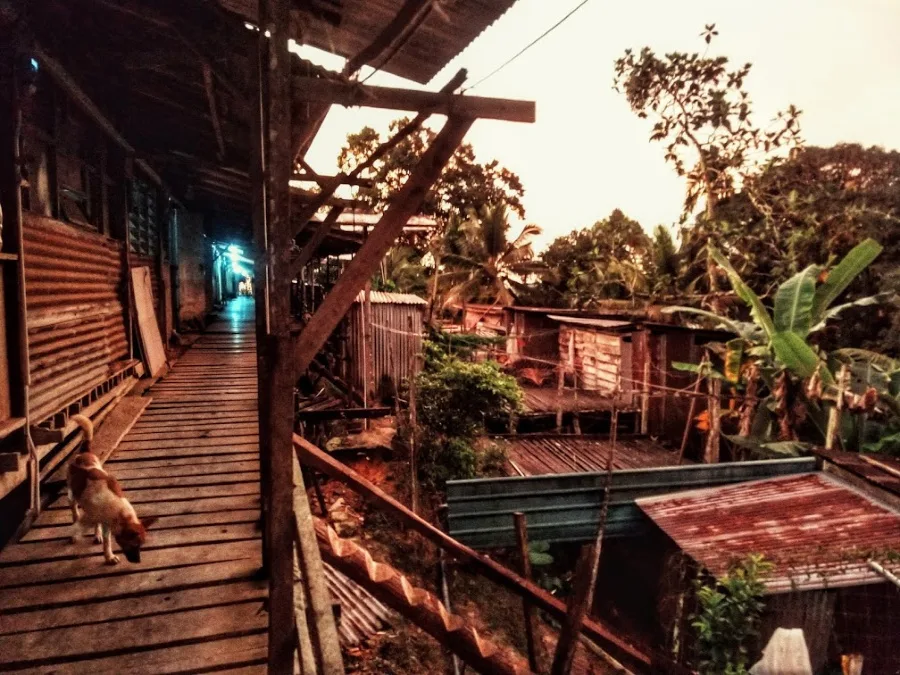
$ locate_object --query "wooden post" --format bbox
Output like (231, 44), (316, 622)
(408, 319), (419, 515)
(514, 512), (541, 673)
(363, 280), (374, 429)
(704, 375), (721, 464)
(678, 357), (706, 465)
(550, 407), (618, 675)
(556, 356), (564, 433)
(1, 25), (35, 516)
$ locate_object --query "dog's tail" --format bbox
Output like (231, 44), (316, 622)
(71, 414), (94, 453)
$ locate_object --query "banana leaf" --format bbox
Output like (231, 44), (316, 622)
(809, 292), (897, 334)
(811, 238), (882, 323)
(773, 265), (820, 338)
(771, 331), (834, 385)
(724, 338), (745, 383)
(708, 246), (776, 340)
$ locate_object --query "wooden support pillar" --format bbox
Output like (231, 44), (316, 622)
(514, 512), (541, 672)
(293, 116), (474, 378)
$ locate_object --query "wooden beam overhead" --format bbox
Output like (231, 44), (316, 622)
(293, 115), (474, 378)
(294, 76), (535, 123)
(343, 0), (434, 75)
(292, 171), (373, 188)
(202, 63), (227, 160)
(289, 206), (345, 278)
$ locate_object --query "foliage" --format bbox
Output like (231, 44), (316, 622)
(373, 245), (428, 295)
(338, 118), (526, 222)
(667, 239), (897, 453)
(691, 554), (773, 675)
(416, 358), (522, 437)
(422, 332), (506, 368)
(614, 26), (801, 221)
(440, 203), (545, 307)
(528, 541), (554, 567)
(414, 355), (522, 488)
(539, 209), (651, 306)
(681, 144), (900, 352)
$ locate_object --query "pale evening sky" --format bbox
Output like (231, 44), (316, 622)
(300, 0), (900, 250)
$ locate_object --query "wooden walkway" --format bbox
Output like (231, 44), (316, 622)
(0, 298), (267, 673)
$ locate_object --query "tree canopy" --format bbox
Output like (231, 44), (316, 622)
(337, 117), (526, 222)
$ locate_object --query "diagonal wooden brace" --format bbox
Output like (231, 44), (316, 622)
(293, 115), (474, 379)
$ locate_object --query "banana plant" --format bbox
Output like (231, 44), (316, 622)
(664, 238), (894, 454)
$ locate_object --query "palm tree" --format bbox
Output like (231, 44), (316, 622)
(440, 203), (545, 311)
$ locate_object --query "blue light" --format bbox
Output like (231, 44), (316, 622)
(30, 58), (38, 71)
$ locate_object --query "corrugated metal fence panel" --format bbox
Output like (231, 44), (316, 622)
(346, 299), (424, 401)
(446, 458), (817, 549)
(23, 215), (130, 423)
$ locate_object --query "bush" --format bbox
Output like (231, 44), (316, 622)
(416, 358), (522, 438)
(413, 354), (522, 489)
(691, 554), (773, 675)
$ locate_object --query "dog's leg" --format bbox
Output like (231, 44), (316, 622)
(94, 524), (103, 544)
(102, 525), (119, 565)
(68, 489), (81, 544)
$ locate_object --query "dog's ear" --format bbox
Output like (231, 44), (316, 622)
(141, 515), (160, 529)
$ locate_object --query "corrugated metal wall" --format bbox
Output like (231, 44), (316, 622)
(23, 215), (130, 423)
(346, 297), (424, 402)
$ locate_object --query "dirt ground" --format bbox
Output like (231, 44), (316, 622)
(314, 451), (623, 674)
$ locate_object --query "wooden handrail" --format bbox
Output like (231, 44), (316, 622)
(294, 435), (655, 671)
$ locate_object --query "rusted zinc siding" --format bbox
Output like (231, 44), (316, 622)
(637, 473), (900, 593)
(23, 215), (130, 424)
(345, 291), (425, 402)
(501, 434), (683, 477)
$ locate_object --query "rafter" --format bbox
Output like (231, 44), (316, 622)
(202, 63), (227, 159)
(289, 206), (345, 278)
(294, 76), (535, 123)
(342, 0), (434, 76)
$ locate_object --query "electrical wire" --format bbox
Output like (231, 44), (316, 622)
(464, 0), (594, 92)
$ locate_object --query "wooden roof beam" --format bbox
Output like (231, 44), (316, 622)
(342, 0), (434, 76)
(292, 170), (374, 188)
(292, 115), (474, 378)
(202, 63), (227, 160)
(294, 77), (535, 123)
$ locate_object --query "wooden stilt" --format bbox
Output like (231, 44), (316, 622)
(514, 512), (541, 673)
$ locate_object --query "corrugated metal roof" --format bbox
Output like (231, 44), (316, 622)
(547, 315), (634, 330)
(324, 562), (393, 646)
(502, 434), (683, 477)
(637, 473), (900, 594)
(815, 447), (900, 498)
(521, 386), (631, 414)
(447, 458), (817, 549)
(353, 290), (427, 305)
(218, 0), (518, 84)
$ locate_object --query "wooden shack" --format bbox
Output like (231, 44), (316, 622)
(344, 291), (426, 404)
(552, 315), (635, 398)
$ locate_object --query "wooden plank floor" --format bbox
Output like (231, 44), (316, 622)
(0, 298), (267, 674)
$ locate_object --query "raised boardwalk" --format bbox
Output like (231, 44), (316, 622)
(0, 298), (267, 673)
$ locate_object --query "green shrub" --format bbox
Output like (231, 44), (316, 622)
(416, 358), (522, 438)
(691, 554), (772, 675)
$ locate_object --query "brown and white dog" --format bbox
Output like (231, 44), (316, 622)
(67, 415), (156, 564)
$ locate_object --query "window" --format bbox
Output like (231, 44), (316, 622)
(129, 179), (158, 256)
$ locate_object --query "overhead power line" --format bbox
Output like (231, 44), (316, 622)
(464, 0), (593, 92)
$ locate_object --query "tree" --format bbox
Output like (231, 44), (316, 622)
(614, 25), (802, 221)
(540, 209), (651, 307)
(338, 118), (526, 222)
(373, 245), (427, 296)
(681, 144), (900, 353)
(440, 203), (545, 308)
(668, 239), (893, 455)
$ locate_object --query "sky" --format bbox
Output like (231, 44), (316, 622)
(299, 0), (900, 251)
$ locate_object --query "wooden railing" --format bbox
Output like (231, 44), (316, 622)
(293, 434), (672, 674)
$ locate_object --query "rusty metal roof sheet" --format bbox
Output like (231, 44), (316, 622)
(815, 447), (900, 498)
(637, 473), (900, 594)
(502, 434), (684, 477)
(324, 562), (393, 646)
(218, 0), (517, 84)
(353, 290), (427, 305)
